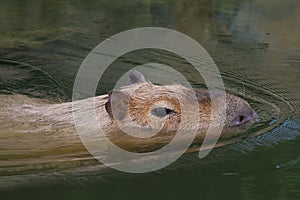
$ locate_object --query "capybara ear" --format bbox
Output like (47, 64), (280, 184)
(128, 69), (146, 85)
(105, 90), (130, 120)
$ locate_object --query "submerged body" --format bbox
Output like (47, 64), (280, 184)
(0, 70), (257, 163)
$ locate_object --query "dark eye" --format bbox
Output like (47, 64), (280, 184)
(151, 107), (177, 118)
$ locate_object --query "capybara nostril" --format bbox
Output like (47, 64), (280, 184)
(230, 111), (257, 127)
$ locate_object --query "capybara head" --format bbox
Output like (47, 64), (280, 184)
(105, 70), (257, 140)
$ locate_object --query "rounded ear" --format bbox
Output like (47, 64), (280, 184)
(128, 69), (146, 85)
(105, 90), (130, 120)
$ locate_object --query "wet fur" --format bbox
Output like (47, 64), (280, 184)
(0, 82), (255, 156)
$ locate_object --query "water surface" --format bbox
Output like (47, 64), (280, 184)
(0, 0), (300, 199)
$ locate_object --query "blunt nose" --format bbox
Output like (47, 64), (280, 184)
(230, 111), (257, 127)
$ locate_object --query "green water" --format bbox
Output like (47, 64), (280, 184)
(1, 0), (300, 199)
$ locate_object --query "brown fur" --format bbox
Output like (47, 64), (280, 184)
(103, 82), (256, 152)
(0, 82), (256, 159)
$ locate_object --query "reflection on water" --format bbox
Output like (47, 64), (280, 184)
(0, 0), (300, 199)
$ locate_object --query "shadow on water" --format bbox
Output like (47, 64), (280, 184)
(0, 0), (300, 199)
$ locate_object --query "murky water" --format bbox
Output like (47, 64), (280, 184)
(1, 0), (300, 199)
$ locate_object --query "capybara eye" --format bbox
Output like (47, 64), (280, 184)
(151, 107), (177, 118)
